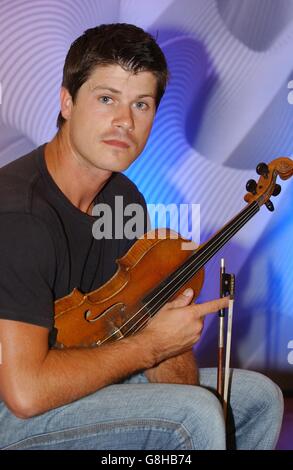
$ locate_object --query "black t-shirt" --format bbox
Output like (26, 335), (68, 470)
(0, 144), (149, 346)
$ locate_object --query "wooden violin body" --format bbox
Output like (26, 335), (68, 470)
(54, 230), (204, 347)
(54, 156), (293, 348)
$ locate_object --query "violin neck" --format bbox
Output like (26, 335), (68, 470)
(143, 201), (260, 312)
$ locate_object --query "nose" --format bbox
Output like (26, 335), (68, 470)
(112, 104), (134, 132)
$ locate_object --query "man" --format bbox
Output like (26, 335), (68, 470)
(0, 23), (283, 450)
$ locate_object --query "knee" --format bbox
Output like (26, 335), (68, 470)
(176, 386), (226, 450)
(232, 369), (284, 420)
(253, 372), (284, 419)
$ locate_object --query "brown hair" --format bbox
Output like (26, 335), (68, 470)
(57, 23), (169, 129)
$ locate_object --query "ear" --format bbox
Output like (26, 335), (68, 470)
(60, 87), (73, 121)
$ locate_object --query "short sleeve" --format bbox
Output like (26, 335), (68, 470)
(0, 213), (56, 328)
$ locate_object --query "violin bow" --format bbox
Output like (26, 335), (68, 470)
(217, 261), (235, 415)
(222, 274), (235, 420)
(217, 258), (226, 398)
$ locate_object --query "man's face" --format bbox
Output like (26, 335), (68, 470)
(61, 64), (158, 173)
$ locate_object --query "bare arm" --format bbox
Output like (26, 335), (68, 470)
(0, 320), (153, 418)
(0, 292), (228, 418)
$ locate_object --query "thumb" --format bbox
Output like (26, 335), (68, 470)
(168, 288), (194, 309)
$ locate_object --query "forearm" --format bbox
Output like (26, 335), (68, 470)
(16, 335), (154, 418)
(145, 350), (199, 385)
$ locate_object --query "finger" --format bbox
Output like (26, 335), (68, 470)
(168, 288), (194, 309)
(194, 297), (230, 318)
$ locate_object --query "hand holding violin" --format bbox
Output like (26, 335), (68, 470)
(142, 288), (229, 364)
(143, 289), (228, 385)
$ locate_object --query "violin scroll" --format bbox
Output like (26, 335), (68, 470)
(244, 157), (293, 208)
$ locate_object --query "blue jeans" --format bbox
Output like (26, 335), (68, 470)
(0, 368), (283, 450)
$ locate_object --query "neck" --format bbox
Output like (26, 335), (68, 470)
(44, 129), (112, 214)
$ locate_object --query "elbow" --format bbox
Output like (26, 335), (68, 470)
(10, 405), (36, 420)
(10, 407), (32, 420)
(4, 391), (41, 419)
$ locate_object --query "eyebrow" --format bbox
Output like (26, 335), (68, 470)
(91, 85), (155, 99)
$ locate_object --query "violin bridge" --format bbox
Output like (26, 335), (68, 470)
(113, 327), (125, 340)
(96, 326), (124, 347)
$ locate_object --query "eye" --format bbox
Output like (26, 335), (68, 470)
(134, 101), (149, 111)
(98, 96), (113, 104)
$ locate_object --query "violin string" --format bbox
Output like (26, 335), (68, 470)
(126, 202), (258, 335)
(102, 202), (258, 344)
(102, 202), (258, 343)
(124, 202), (259, 336)
(145, 203), (258, 306)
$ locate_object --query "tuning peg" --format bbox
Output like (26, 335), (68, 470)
(265, 200), (274, 211)
(246, 179), (257, 194)
(272, 184), (281, 197)
(256, 162), (269, 178)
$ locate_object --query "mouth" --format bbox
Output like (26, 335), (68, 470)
(102, 139), (130, 149)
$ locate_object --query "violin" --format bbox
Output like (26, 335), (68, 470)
(54, 157), (293, 348)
